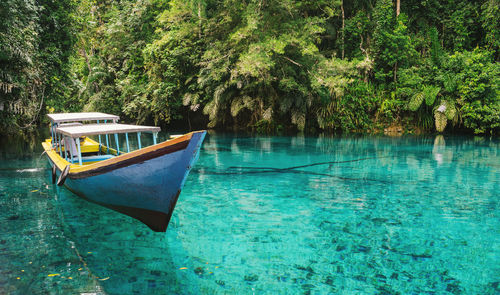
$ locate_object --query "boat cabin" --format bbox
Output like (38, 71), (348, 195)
(47, 113), (160, 166)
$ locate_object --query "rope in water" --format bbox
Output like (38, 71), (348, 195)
(228, 156), (387, 171)
(194, 156), (393, 183)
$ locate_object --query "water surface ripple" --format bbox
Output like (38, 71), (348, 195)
(0, 133), (498, 294)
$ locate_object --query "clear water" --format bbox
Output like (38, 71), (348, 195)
(0, 131), (499, 294)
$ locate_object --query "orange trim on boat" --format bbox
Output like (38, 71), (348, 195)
(42, 132), (197, 175)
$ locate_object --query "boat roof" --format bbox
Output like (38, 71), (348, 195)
(56, 123), (161, 138)
(47, 112), (119, 123)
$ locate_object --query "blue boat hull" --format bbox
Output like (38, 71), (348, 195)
(46, 131), (206, 231)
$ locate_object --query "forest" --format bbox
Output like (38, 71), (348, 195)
(0, 0), (498, 135)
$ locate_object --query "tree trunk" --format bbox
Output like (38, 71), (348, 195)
(394, 62), (398, 83)
(395, 0), (400, 82)
(341, 0), (345, 59)
(198, 2), (202, 38)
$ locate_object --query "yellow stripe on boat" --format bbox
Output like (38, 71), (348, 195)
(42, 132), (194, 174)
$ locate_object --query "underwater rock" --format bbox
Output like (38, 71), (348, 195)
(370, 217), (388, 224)
(194, 267), (204, 276)
(276, 276), (288, 282)
(147, 280), (157, 288)
(353, 275), (366, 282)
(336, 244), (346, 252)
(386, 219), (402, 226)
(324, 276), (334, 286)
(319, 220), (333, 227)
(375, 284), (400, 295)
(150, 270), (161, 276)
(292, 278), (306, 284)
(301, 284), (315, 290)
(244, 274), (259, 282)
(294, 265), (314, 273)
(489, 282), (499, 291)
(410, 252), (432, 259)
(270, 236), (281, 242)
(446, 282), (462, 294)
(336, 266), (343, 274)
(375, 274), (387, 283)
(342, 224), (351, 233)
(354, 245), (371, 253)
(128, 276), (137, 283)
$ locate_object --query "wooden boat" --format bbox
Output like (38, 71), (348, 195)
(41, 112), (206, 232)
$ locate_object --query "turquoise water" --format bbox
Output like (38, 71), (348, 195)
(0, 131), (499, 294)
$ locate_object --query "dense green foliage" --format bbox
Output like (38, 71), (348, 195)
(1, 0), (498, 134)
(0, 0), (74, 132)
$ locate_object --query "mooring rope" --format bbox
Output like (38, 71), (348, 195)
(194, 156), (393, 183)
(227, 156), (387, 171)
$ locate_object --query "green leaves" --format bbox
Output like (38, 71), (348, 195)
(401, 46), (498, 134)
(406, 85), (440, 111)
(230, 96), (254, 117)
(142, 0), (338, 130)
(434, 110), (448, 132)
(3, 0), (498, 135)
(0, 0), (75, 132)
(236, 46), (273, 78)
(424, 86), (441, 106)
(444, 101), (457, 121)
(408, 92), (424, 111)
(429, 27), (443, 66)
(372, 0), (417, 83)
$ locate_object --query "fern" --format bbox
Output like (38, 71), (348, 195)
(280, 96), (293, 113)
(87, 71), (107, 84)
(203, 100), (217, 121)
(443, 75), (457, 92)
(213, 84), (227, 103)
(183, 93), (192, 106)
(444, 100), (457, 120)
(408, 92), (424, 111)
(291, 109), (306, 131)
(424, 86), (440, 106)
(262, 107), (273, 121)
(434, 110), (447, 132)
(317, 115), (326, 129)
(430, 27), (443, 66)
(418, 112), (434, 130)
(230, 96), (253, 117)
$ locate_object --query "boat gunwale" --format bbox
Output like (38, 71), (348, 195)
(42, 131), (202, 178)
